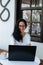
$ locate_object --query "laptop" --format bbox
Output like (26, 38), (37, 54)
(8, 45), (36, 61)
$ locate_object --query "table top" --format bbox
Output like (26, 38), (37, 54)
(0, 58), (40, 65)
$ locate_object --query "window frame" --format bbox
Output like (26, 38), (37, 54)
(16, 0), (43, 42)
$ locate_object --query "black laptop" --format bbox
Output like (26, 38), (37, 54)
(8, 45), (36, 61)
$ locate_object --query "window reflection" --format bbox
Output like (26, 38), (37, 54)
(21, 0), (30, 8)
(32, 23), (41, 36)
(23, 10), (31, 22)
(37, 0), (42, 7)
(31, 0), (35, 7)
(32, 10), (42, 22)
(21, 0), (42, 8)
(32, 0), (42, 7)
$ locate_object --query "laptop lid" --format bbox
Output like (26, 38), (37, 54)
(8, 45), (36, 61)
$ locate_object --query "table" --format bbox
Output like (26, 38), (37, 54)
(0, 49), (40, 65)
(0, 56), (40, 65)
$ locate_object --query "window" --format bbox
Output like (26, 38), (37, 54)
(16, 0), (43, 42)
(21, 0), (42, 8)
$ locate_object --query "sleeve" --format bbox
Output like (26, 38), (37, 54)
(9, 35), (16, 45)
(27, 34), (33, 46)
(22, 33), (31, 45)
(26, 34), (31, 45)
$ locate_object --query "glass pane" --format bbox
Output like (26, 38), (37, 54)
(31, 0), (42, 7)
(36, 0), (42, 7)
(21, 0), (30, 8)
(32, 10), (42, 22)
(23, 10), (31, 22)
(31, 0), (35, 7)
(32, 23), (41, 36)
(21, 0), (42, 8)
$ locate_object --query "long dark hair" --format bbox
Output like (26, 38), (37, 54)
(13, 19), (27, 41)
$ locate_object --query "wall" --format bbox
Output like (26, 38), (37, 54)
(0, 0), (43, 60)
(0, 0), (15, 50)
(31, 42), (43, 60)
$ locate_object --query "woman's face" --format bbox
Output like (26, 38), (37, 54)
(19, 21), (26, 33)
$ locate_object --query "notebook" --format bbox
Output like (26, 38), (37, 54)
(8, 45), (36, 61)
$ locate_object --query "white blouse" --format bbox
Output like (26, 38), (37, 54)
(10, 33), (31, 45)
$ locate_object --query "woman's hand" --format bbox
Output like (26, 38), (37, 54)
(27, 43), (31, 46)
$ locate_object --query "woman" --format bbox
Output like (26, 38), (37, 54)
(10, 19), (31, 45)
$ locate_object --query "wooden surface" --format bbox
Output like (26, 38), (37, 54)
(0, 49), (8, 54)
(0, 49), (43, 65)
(40, 60), (43, 65)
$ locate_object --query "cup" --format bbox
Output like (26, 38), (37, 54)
(0, 52), (8, 60)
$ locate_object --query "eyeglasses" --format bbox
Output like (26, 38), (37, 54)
(19, 25), (25, 27)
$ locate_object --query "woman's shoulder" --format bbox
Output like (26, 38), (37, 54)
(24, 33), (31, 41)
(25, 33), (30, 37)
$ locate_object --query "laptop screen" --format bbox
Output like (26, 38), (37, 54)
(8, 45), (36, 61)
